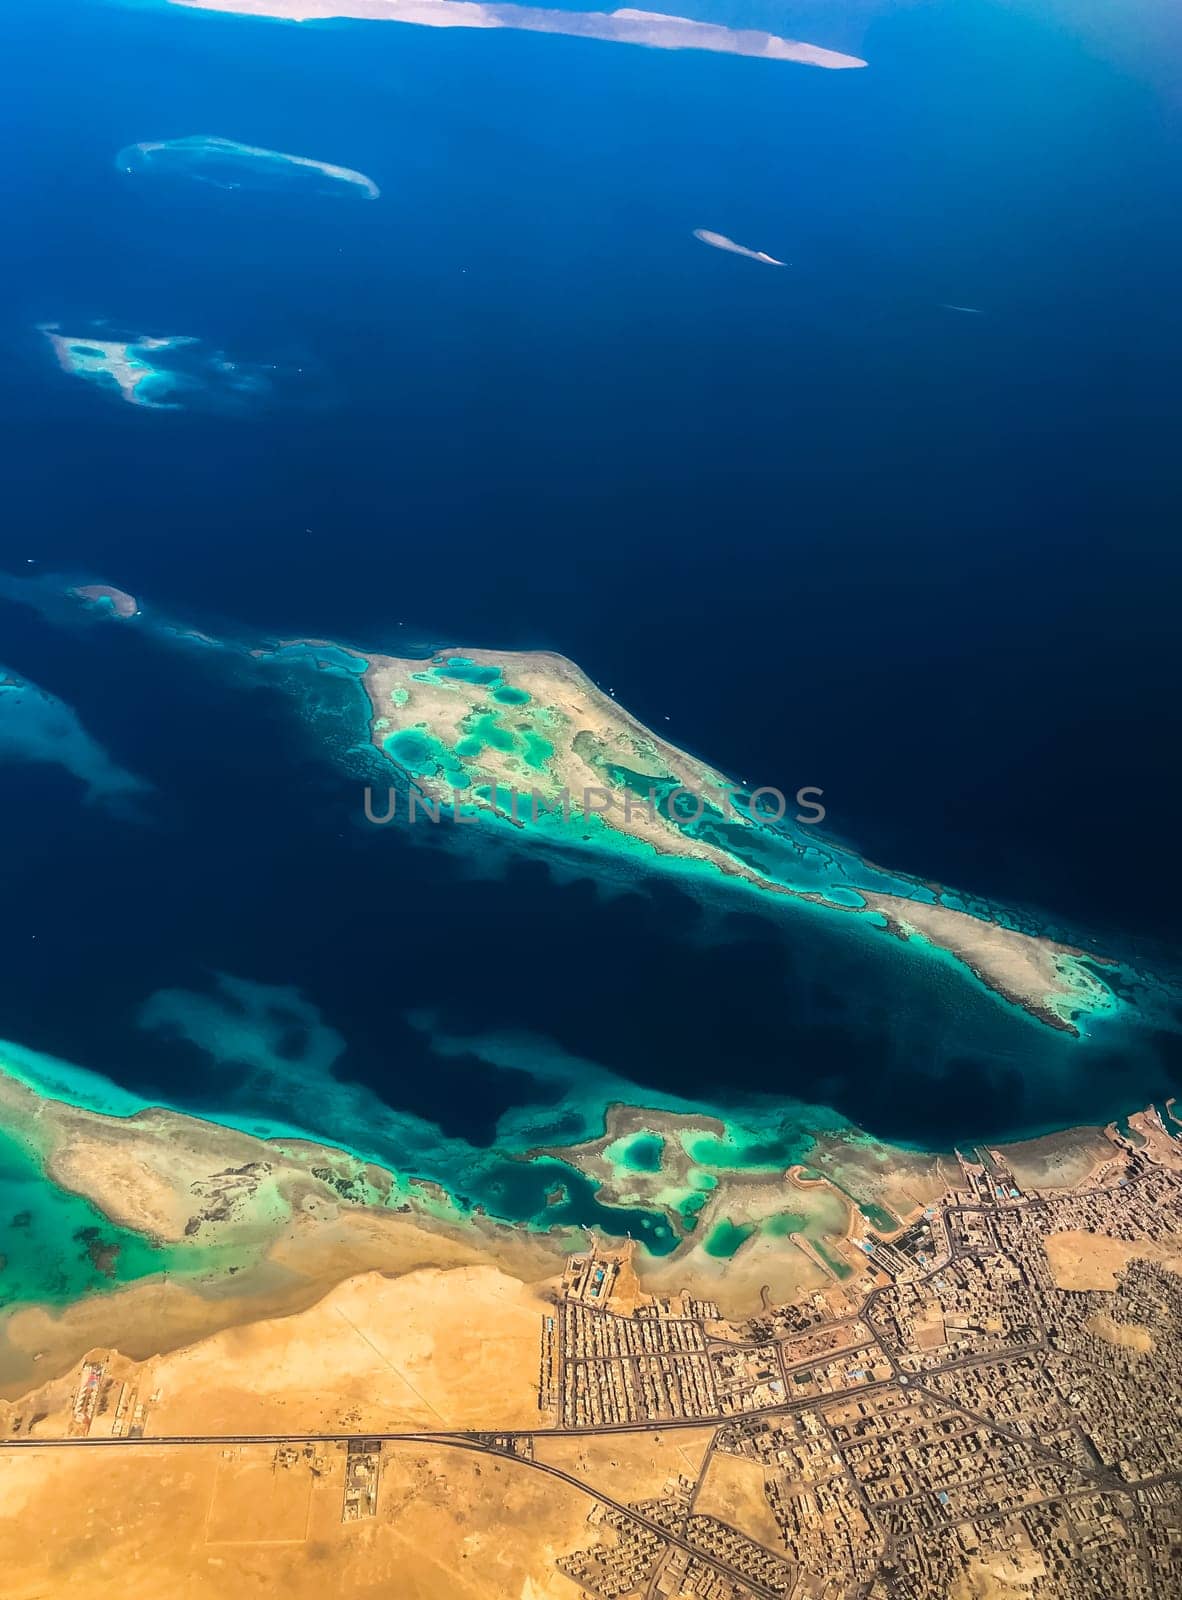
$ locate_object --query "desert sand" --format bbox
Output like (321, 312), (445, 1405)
(1043, 1229), (1182, 1292)
(4, 1263), (555, 1438)
(0, 1438), (595, 1600)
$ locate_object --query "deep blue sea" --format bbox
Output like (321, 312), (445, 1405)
(1, 0), (1180, 1192)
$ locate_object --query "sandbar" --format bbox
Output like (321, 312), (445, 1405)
(71, 584), (139, 618)
(120, 135), (380, 198)
(694, 228), (785, 265)
(170, 0), (868, 69)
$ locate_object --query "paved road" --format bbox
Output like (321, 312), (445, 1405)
(0, 1427), (787, 1598)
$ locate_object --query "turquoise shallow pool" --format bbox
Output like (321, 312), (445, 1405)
(0, 1124), (183, 1311)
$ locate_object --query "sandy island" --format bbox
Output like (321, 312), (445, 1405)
(70, 584), (139, 618)
(362, 644), (1116, 1033)
(169, 0), (867, 69)
(694, 228), (785, 265)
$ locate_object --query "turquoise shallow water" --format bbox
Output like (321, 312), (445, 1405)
(0, 572), (1177, 1325)
(0, 1005), (834, 1290)
(610, 1133), (665, 1174)
(116, 135), (380, 200)
(0, 0), (1180, 1319)
(0, 1123), (201, 1311)
(174, 608), (1168, 1046)
(10, 567), (1168, 1046)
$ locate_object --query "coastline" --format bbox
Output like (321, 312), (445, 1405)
(3, 1094), (1178, 1599)
(1, 572), (1176, 1376)
(2, 1048), (1167, 1391)
(0, 1), (1176, 1581)
(0, 1059), (578, 1396)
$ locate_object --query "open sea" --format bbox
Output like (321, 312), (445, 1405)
(1, 0), (1180, 1294)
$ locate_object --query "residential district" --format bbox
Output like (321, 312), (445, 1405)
(20, 1109), (1182, 1599)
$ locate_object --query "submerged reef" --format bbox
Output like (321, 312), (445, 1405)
(0, 573), (1178, 1349)
(1, 569), (1141, 1033)
(40, 325), (197, 409)
(117, 135), (380, 199)
(0, 1009), (1158, 1367)
(0, 665), (148, 807)
(41, 323), (298, 413)
(4, 570), (1177, 1063)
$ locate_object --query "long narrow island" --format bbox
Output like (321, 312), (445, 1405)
(361, 643), (1116, 1033)
(169, 0), (868, 70)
